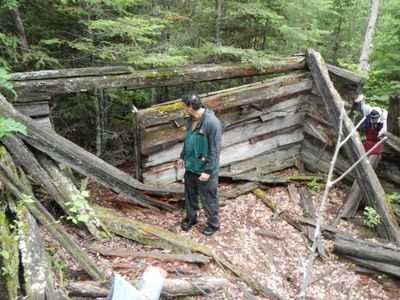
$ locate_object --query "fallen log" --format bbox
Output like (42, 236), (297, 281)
(306, 48), (400, 243)
(2, 136), (111, 240)
(15, 202), (56, 300)
(340, 256), (400, 278)
(0, 93), (181, 211)
(67, 276), (230, 298)
(0, 203), (20, 300)
(333, 236), (400, 266)
(90, 247), (211, 264)
(0, 149), (104, 280)
(36, 152), (111, 240)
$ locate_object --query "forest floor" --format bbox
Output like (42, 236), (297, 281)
(43, 168), (400, 300)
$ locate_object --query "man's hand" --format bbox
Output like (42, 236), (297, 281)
(177, 158), (184, 169)
(378, 129), (385, 137)
(199, 172), (210, 182)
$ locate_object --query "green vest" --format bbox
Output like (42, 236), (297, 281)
(183, 125), (219, 175)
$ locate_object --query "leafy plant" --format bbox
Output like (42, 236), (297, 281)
(0, 117), (27, 138)
(386, 192), (400, 205)
(363, 206), (381, 228)
(0, 249), (10, 260)
(20, 193), (34, 204)
(307, 178), (325, 192)
(0, 249), (15, 277)
(65, 190), (90, 224)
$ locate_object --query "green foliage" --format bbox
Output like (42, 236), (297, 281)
(0, 67), (17, 100)
(386, 192), (400, 205)
(363, 206), (381, 229)
(365, 0), (400, 98)
(65, 190), (90, 224)
(19, 194), (34, 204)
(307, 178), (325, 192)
(0, 249), (10, 260)
(130, 53), (188, 69)
(211, 46), (272, 69)
(0, 117), (27, 138)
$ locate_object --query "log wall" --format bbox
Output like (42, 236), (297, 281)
(138, 72), (313, 185)
(301, 90), (355, 183)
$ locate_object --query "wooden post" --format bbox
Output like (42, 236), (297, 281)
(388, 96), (400, 137)
(306, 49), (400, 243)
(132, 104), (142, 181)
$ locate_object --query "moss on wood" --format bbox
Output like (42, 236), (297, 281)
(0, 209), (20, 299)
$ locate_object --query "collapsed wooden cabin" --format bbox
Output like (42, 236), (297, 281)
(1, 49), (400, 299)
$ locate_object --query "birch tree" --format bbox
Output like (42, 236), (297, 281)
(359, 0), (380, 73)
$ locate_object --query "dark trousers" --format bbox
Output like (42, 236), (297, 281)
(184, 172), (219, 228)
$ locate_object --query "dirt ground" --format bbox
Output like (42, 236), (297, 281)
(43, 176), (400, 300)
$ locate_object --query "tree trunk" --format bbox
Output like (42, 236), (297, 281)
(358, 0), (380, 73)
(10, 9), (29, 56)
(215, 0), (222, 45)
(306, 48), (400, 243)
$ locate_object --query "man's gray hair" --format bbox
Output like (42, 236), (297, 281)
(181, 91), (202, 110)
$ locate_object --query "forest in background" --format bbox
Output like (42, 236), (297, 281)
(0, 0), (399, 157)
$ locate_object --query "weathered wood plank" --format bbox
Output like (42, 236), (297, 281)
(138, 72), (313, 128)
(306, 48), (400, 242)
(12, 59), (306, 101)
(144, 127), (304, 168)
(142, 162), (179, 186)
(301, 138), (354, 181)
(142, 143), (302, 186)
(220, 143), (301, 176)
(13, 101), (50, 117)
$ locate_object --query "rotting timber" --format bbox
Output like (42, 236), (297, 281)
(1, 51), (400, 299)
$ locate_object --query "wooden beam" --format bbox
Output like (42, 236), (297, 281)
(306, 48), (400, 243)
(11, 58), (306, 101)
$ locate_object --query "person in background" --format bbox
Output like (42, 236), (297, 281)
(354, 94), (388, 158)
(177, 91), (222, 236)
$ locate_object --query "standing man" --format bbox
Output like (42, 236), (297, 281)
(354, 94), (387, 158)
(177, 91), (222, 236)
